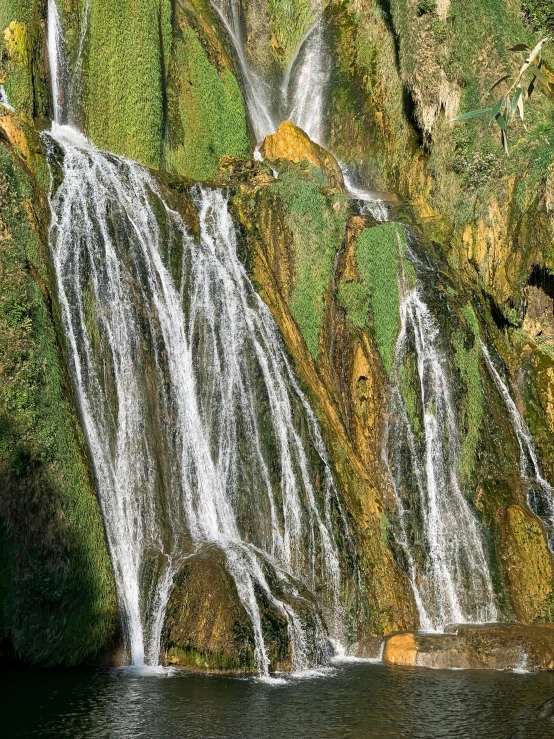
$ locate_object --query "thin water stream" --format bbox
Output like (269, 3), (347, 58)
(387, 244), (497, 630)
(481, 341), (554, 546)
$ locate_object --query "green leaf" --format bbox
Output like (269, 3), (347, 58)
(505, 94), (512, 121)
(485, 74), (510, 96)
(489, 96), (504, 124)
(516, 90), (523, 120)
(508, 43), (530, 52)
(529, 64), (551, 88)
(501, 128), (509, 154)
(496, 113), (507, 132)
(451, 108), (492, 121)
(512, 86), (523, 113)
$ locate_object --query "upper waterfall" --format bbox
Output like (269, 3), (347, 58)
(210, 0), (331, 145)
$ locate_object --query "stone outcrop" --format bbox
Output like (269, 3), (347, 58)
(383, 624), (554, 671)
(261, 120), (345, 189)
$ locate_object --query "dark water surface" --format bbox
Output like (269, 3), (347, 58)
(2, 661), (554, 738)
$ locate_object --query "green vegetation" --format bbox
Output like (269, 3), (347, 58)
(452, 39), (553, 153)
(0, 143), (118, 665)
(267, 0), (320, 67)
(452, 306), (484, 484)
(85, 0), (173, 166)
(164, 27), (250, 180)
(522, 1), (554, 36)
(339, 224), (406, 374)
(0, 0), (50, 121)
(272, 166), (349, 358)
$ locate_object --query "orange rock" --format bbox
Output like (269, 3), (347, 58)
(383, 632), (417, 666)
(260, 120), (344, 190)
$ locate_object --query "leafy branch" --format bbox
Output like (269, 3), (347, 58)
(451, 37), (553, 153)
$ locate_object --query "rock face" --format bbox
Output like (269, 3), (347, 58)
(383, 624), (554, 671)
(261, 120), (345, 189)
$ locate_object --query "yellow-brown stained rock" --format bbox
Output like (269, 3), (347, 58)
(383, 633), (417, 666)
(261, 120), (345, 190)
(502, 504), (554, 622)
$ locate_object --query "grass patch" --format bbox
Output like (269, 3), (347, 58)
(272, 166), (349, 358)
(339, 224), (406, 374)
(164, 27), (250, 180)
(85, 0), (173, 166)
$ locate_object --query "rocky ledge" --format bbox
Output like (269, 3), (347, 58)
(380, 624), (554, 672)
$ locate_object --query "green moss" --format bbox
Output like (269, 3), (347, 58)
(272, 167), (349, 358)
(0, 1), (50, 121)
(167, 645), (253, 671)
(163, 27), (250, 180)
(356, 224), (406, 374)
(85, 0), (173, 166)
(337, 281), (371, 330)
(267, 0), (318, 67)
(452, 305), (484, 484)
(0, 142), (118, 665)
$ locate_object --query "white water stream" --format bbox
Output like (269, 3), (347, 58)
(481, 340), (554, 543)
(46, 0), (346, 672)
(388, 255), (497, 630)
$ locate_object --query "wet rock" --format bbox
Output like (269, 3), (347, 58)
(537, 696), (554, 719)
(350, 636), (385, 660)
(162, 545), (264, 672)
(260, 120), (345, 189)
(162, 544), (326, 673)
(383, 624), (554, 671)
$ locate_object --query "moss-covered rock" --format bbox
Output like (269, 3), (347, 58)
(0, 124), (118, 665)
(261, 120), (344, 188)
(0, 0), (50, 123)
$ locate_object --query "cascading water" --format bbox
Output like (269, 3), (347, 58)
(0, 85), (14, 113)
(46, 0), (347, 672)
(210, 0), (329, 145)
(481, 341), (554, 547)
(387, 247), (497, 631)
(281, 17), (330, 145)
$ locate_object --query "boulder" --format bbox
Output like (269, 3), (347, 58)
(162, 544), (326, 673)
(260, 120), (345, 190)
(382, 624), (554, 671)
(537, 696), (554, 719)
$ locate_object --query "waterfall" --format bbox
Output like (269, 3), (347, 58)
(45, 133), (346, 669)
(44, 0), (347, 672)
(481, 341), (554, 547)
(47, 0), (68, 124)
(0, 84), (14, 113)
(210, 1), (329, 145)
(280, 18), (330, 145)
(209, 0), (278, 143)
(387, 252), (497, 630)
